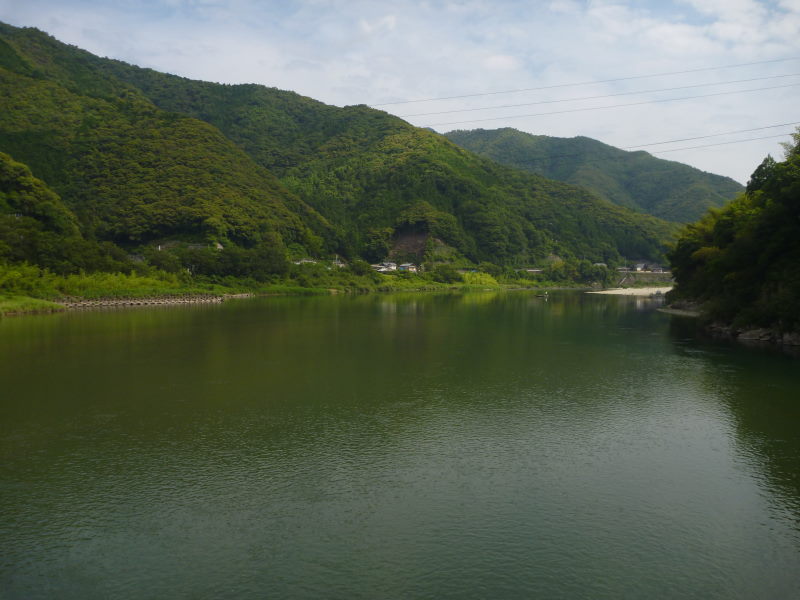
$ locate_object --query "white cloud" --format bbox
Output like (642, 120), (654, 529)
(482, 54), (521, 71)
(548, 0), (582, 15)
(358, 14), (396, 34)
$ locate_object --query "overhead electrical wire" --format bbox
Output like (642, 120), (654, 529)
(372, 56), (800, 106)
(624, 122), (800, 149)
(397, 73), (800, 118)
(650, 132), (796, 154)
(423, 82), (800, 128)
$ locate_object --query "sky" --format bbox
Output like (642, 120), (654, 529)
(1, 0), (799, 183)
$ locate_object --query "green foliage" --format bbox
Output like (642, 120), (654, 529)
(84, 41), (675, 264)
(0, 23), (332, 256)
(431, 264), (463, 284)
(0, 21), (674, 291)
(0, 152), (143, 274)
(0, 151), (79, 235)
(0, 261), (200, 299)
(669, 130), (800, 331)
(0, 295), (63, 316)
(445, 128), (743, 223)
(462, 271), (500, 287)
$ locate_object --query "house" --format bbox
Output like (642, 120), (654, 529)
(593, 262), (607, 268)
(293, 258), (318, 265)
(398, 263), (417, 273)
(634, 263), (646, 272)
(371, 261), (397, 273)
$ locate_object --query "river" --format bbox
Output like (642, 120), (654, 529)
(1, 291), (798, 599)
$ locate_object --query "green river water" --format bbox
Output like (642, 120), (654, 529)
(1, 291), (798, 599)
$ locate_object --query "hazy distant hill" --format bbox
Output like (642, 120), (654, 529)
(445, 128), (743, 223)
(0, 21), (676, 268)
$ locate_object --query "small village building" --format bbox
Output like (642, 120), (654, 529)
(371, 262), (398, 273)
(398, 263), (417, 273)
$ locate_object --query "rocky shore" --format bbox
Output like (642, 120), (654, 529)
(706, 322), (800, 347)
(664, 300), (800, 348)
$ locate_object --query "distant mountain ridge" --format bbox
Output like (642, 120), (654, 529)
(1, 21), (676, 270)
(444, 128), (743, 223)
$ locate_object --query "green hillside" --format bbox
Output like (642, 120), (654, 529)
(0, 22), (330, 255)
(669, 131), (800, 333)
(0, 21), (675, 274)
(94, 54), (675, 264)
(0, 151), (144, 275)
(445, 128), (743, 223)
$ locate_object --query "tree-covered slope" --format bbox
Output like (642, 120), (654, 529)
(91, 47), (675, 264)
(0, 22), (331, 254)
(668, 131), (800, 332)
(0, 21), (675, 267)
(0, 151), (140, 274)
(445, 128), (743, 223)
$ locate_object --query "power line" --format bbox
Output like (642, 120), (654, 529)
(650, 132), (795, 154)
(625, 122), (800, 149)
(426, 82), (800, 128)
(399, 73), (800, 118)
(372, 57), (800, 106)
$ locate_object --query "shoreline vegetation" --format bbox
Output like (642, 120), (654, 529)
(1, 281), (677, 318)
(0, 265), (583, 317)
(665, 129), (800, 349)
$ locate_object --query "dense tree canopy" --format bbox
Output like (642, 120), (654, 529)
(445, 128), (743, 223)
(668, 129), (800, 331)
(1, 20), (676, 282)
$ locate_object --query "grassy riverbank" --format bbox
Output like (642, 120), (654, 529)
(0, 296), (65, 316)
(1, 261), (598, 316)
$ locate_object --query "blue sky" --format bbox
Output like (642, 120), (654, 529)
(1, 0), (799, 182)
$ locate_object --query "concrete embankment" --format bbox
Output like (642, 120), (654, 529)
(61, 294), (251, 309)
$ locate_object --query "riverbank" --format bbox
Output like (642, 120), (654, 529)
(587, 286), (672, 296)
(660, 299), (800, 350)
(0, 296), (66, 316)
(1, 282), (581, 317)
(0, 259), (608, 318)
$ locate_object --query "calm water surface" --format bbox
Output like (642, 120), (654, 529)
(1, 292), (799, 599)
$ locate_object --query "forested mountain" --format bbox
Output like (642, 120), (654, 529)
(669, 130), (800, 333)
(445, 128), (743, 223)
(0, 21), (676, 273)
(0, 151), (137, 274)
(0, 22), (332, 257)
